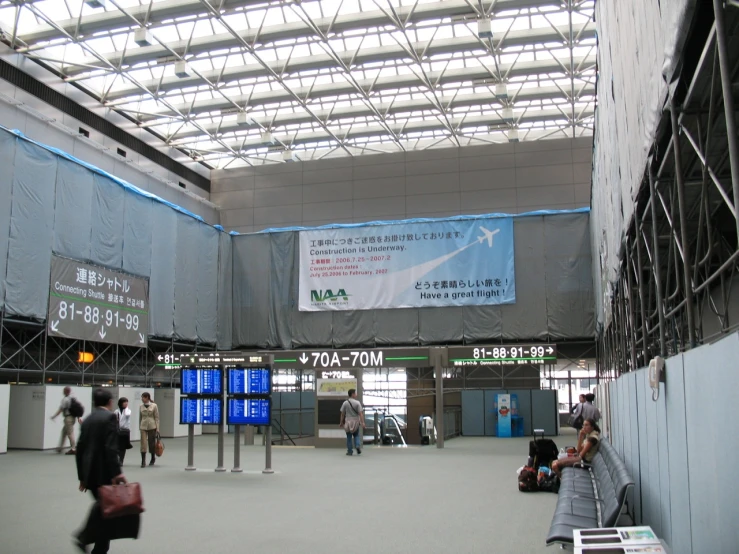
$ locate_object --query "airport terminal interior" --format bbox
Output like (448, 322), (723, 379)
(0, 0), (737, 553)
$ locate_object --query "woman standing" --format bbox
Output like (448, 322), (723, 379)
(139, 392), (160, 468)
(115, 397), (133, 464)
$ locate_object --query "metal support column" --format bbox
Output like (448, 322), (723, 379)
(649, 166), (668, 356)
(185, 424), (196, 471)
(232, 425), (242, 472)
(634, 215), (650, 362)
(263, 425), (274, 474)
(670, 100), (697, 348)
(434, 348), (444, 449)
(713, 0), (739, 242)
(625, 255), (639, 370)
(215, 422), (226, 472)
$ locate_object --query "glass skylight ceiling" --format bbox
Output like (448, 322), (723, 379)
(0, 0), (595, 168)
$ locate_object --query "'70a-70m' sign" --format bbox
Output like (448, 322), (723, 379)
(269, 348), (431, 369)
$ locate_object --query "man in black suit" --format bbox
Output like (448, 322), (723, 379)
(74, 388), (128, 553)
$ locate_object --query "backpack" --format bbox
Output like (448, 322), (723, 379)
(518, 467), (539, 492)
(68, 397), (84, 418)
(537, 472), (560, 493)
(528, 438), (559, 470)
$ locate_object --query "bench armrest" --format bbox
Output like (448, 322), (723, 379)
(569, 494), (604, 514)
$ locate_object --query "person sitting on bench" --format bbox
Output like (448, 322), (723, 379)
(551, 418), (600, 477)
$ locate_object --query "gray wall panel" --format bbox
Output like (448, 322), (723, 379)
(232, 234), (271, 348)
(216, 232), (233, 349)
(654, 376), (671, 547)
(290, 311), (332, 347)
(462, 306), (502, 342)
(544, 214), (594, 338)
(484, 389), (501, 436)
(195, 225), (219, 344)
(665, 354), (691, 554)
(627, 373), (642, 523)
(419, 307), (463, 344)
(90, 174), (125, 269)
(0, 131), (16, 309)
(121, 192), (153, 278)
(375, 309), (418, 344)
(53, 159), (93, 261)
(683, 333), (739, 554)
(508, 389), (533, 436)
(500, 217), (547, 339)
(148, 202), (177, 338)
(4, 140), (57, 318)
(173, 216), (199, 341)
(269, 232), (295, 348)
(461, 390), (484, 436)
(332, 311), (375, 347)
(530, 389), (557, 435)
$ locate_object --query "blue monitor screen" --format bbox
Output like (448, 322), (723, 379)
(180, 398), (222, 425)
(180, 368), (222, 395)
(227, 398), (271, 426)
(228, 368), (271, 395)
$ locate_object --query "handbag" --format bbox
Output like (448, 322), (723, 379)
(98, 482), (145, 520)
(155, 433), (164, 457)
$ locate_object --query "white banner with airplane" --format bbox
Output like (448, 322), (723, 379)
(298, 217), (515, 311)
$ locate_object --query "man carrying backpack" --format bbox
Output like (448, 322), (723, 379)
(51, 386), (84, 455)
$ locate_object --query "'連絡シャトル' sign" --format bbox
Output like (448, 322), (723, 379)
(271, 348), (431, 369)
(47, 255), (149, 348)
(448, 344), (558, 366)
(154, 351), (267, 367)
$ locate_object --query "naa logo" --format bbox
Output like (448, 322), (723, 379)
(310, 289), (351, 303)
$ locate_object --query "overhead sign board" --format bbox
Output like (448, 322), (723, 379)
(269, 348), (431, 369)
(154, 351), (268, 367)
(47, 255), (149, 348)
(448, 344), (558, 366)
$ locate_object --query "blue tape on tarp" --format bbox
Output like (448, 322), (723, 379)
(0, 125), (207, 224)
(234, 207), (591, 235)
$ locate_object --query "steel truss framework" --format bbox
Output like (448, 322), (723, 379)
(0, 0), (595, 167)
(0, 312), (215, 386)
(597, 2), (739, 380)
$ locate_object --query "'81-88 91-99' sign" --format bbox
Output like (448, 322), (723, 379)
(47, 255), (149, 348)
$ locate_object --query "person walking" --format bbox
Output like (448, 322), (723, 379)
(74, 388), (132, 553)
(114, 397), (132, 465)
(339, 389), (365, 456)
(51, 386), (82, 455)
(569, 394), (586, 431)
(582, 393), (602, 423)
(139, 392), (159, 468)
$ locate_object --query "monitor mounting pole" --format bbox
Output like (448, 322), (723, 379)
(231, 424), (242, 472)
(185, 424), (196, 471)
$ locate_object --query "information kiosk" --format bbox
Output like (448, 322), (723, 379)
(156, 351), (273, 473)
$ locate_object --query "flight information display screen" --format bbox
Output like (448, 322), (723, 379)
(228, 368), (271, 395)
(180, 398), (223, 425)
(180, 368), (223, 395)
(227, 398), (271, 426)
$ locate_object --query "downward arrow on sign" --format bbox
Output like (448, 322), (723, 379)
(299, 353), (309, 364)
(99, 327), (107, 339)
(50, 320), (59, 332)
(139, 333), (145, 344)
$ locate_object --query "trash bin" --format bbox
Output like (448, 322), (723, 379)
(419, 415), (433, 445)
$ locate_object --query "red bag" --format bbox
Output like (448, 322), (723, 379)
(98, 483), (145, 519)
(518, 467), (539, 492)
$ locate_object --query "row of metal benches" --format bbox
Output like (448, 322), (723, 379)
(546, 439), (634, 547)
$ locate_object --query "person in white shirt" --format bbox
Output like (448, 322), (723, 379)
(114, 397), (133, 464)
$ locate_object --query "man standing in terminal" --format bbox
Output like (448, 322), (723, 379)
(51, 386), (82, 455)
(339, 389), (366, 456)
